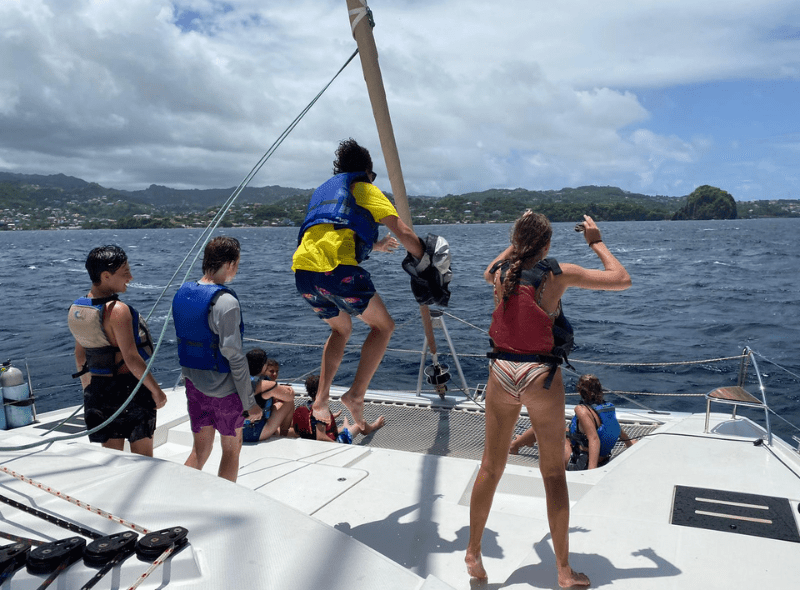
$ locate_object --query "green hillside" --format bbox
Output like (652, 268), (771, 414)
(1, 171), (798, 230)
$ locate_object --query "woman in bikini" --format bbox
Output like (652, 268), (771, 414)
(465, 211), (631, 588)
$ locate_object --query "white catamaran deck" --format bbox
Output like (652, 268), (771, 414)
(2, 383), (799, 589)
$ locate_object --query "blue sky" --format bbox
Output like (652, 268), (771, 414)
(1, 0), (798, 201)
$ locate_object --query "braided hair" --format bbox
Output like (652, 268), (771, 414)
(577, 374), (604, 405)
(500, 211), (552, 302)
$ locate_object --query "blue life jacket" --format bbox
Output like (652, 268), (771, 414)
(568, 402), (622, 457)
(251, 376), (274, 416)
(172, 282), (244, 373)
(68, 295), (153, 377)
(297, 172), (379, 263)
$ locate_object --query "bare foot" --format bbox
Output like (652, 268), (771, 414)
(311, 403), (332, 425)
(558, 566), (590, 588)
(341, 391), (366, 430)
(362, 415), (386, 435)
(465, 552), (487, 580)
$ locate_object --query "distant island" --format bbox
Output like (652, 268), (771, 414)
(1, 171), (797, 230)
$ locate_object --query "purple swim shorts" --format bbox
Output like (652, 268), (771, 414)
(185, 378), (245, 437)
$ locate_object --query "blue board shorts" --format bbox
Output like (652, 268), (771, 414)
(295, 266), (376, 319)
(242, 399), (273, 443)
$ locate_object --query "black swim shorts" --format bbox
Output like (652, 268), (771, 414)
(83, 373), (157, 443)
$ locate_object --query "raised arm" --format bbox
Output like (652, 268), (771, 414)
(559, 215), (631, 292)
(381, 215), (424, 259)
(484, 245), (515, 284)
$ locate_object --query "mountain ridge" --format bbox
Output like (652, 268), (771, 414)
(2, 171), (798, 230)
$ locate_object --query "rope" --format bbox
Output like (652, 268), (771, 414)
(0, 530), (42, 546)
(126, 546), (177, 590)
(604, 389), (705, 398)
(441, 311), (489, 334)
(570, 354), (747, 367)
(0, 466), (150, 535)
(752, 350), (800, 381)
(0, 494), (103, 540)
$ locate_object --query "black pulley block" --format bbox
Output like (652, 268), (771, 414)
(135, 526), (188, 562)
(0, 542), (31, 574)
(84, 531), (138, 567)
(26, 537), (86, 575)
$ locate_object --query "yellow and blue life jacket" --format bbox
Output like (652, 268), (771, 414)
(297, 172), (379, 263)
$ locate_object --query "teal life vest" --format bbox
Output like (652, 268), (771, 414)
(297, 172), (379, 263)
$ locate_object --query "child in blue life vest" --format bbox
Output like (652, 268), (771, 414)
(510, 374), (636, 469)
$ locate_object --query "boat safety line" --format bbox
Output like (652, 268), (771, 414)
(766, 407), (800, 435)
(440, 311), (489, 334)
(571, 354), (747, 367)
(752, 350), (800, 381)
(761, 442), (800, 481)
(605, 389), (704, 397)
(0, 466), (150, 535)
(0, 494), (103, 540)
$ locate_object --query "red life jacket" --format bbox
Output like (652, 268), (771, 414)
(489, 282), (554, 354)
(292, 405), (338, 441)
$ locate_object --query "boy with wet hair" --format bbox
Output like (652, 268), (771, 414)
(172, 236), (262, 482)
(68, 245), (167, 457)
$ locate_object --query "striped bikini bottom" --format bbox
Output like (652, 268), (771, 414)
(490, 359), (552, 402)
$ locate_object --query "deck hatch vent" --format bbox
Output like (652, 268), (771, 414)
(33, 414), (86, 434)
(671, 485), (800, 543)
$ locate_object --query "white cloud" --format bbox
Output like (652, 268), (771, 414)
(0, 0), (798, 199)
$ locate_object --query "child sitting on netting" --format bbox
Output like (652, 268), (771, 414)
(292, 375), (385, 443)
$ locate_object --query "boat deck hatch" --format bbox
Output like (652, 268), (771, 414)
(33, 414), (86, 434)
(671, 485), (800, 543)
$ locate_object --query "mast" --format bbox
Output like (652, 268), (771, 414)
(345, 0), (438, 356)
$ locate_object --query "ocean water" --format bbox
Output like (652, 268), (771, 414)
(1, 219), (798, 443)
